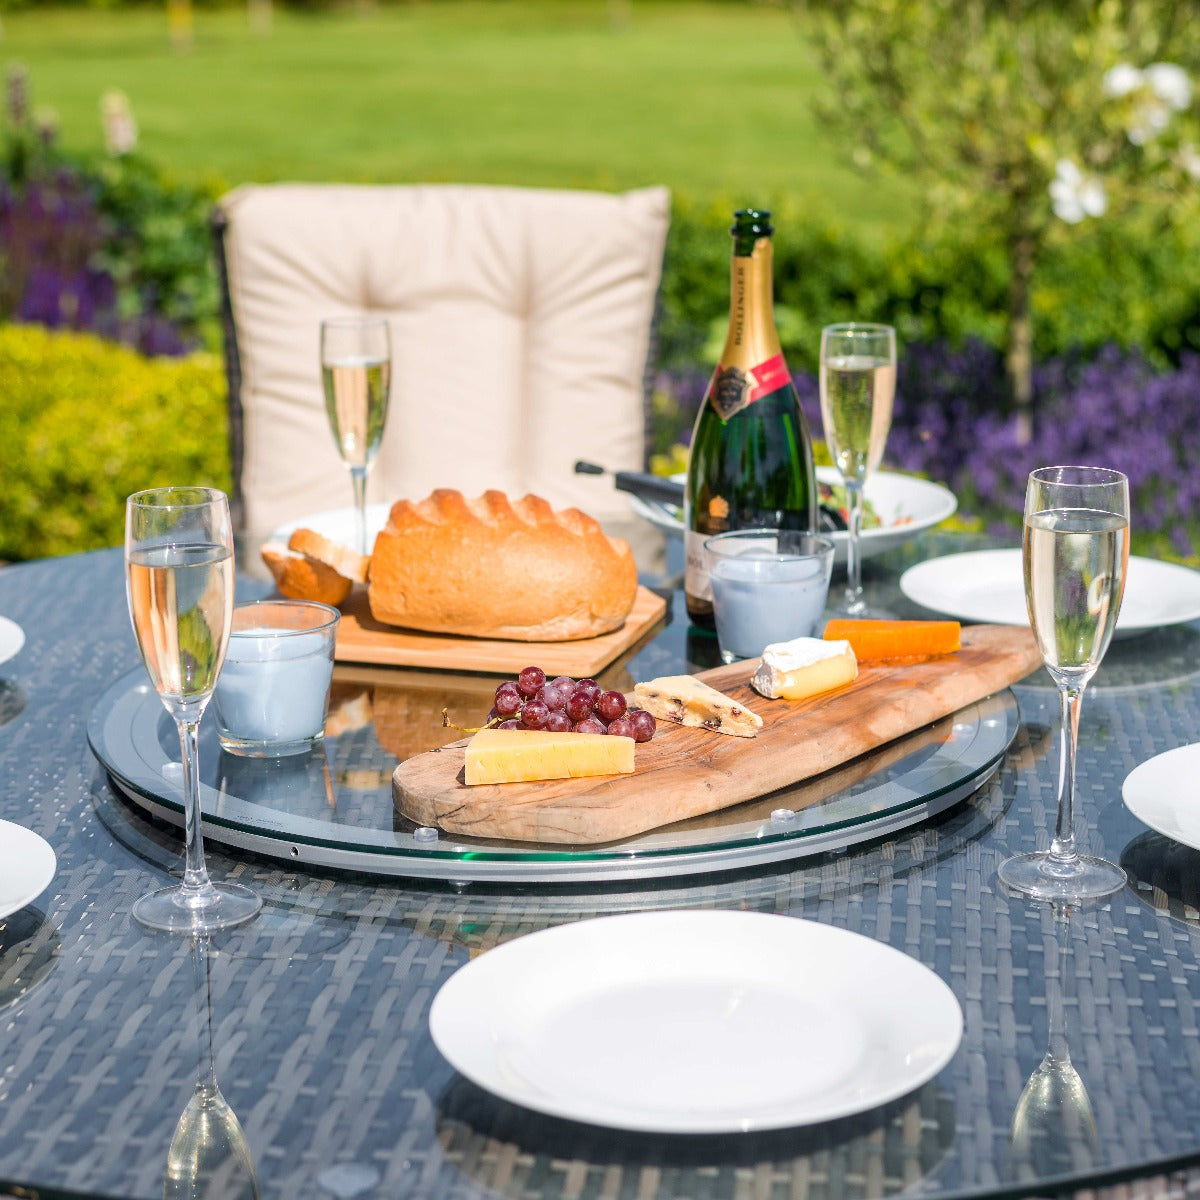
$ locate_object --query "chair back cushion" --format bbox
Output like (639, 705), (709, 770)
(216, 183), (671, 543)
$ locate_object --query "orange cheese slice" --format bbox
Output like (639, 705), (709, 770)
(822, 619), (961, 663)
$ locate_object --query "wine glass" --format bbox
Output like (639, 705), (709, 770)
(319, 316), (392, 556)
(998, 465), (1130, 900)
(125, 487), (261, 933)
(164, 933), (260, 1199)
(818, 322), (896, 615)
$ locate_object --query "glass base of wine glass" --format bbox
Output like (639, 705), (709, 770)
(834, 595), (881, 618)
(998, 851), (1126, 902)
(133, 881), (261, 934)
(835, 591), (866, 617)
(831, 585), (889, 619)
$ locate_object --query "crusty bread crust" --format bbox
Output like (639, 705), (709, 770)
(261, 541), (353, 607)
(367, 489), (638, 641)
(287, 528), (371, 584)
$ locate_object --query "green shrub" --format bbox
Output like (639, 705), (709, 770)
(5, 176), (1200, 564)
(657, 196), (1200, 375)
(0, 323), (229, 561)
(91, 151), (225, 353)
(0, 67), (223, 355)
(0, 0), (428, 8)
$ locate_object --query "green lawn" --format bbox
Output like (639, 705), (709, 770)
(1, 1), (913, 238)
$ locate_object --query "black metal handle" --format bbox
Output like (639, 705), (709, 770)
(575, 460), (848, 530)
(612, 471), (685, 507)
(574, 461), (685, 507)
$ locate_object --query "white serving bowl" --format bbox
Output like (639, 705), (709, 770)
(631, 467), (957, 566)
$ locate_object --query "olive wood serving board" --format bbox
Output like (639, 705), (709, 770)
(331, 586), (667, 676)
(393, 623), (1044, 844)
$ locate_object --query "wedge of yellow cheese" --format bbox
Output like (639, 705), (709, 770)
(464, 728), (635, 786)
(750, 637), (858, 700)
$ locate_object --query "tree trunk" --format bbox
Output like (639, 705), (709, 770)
(1006, 229), (1035, 446)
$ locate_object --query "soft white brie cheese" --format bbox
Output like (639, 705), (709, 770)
(751, 637), (858, 701)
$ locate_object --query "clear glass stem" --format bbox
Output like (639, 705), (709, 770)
(1049, 683), (1085, 865)
(176, 712), (216, 904)
(350, 466), (368, 556)
(1045, 903), (1070, 1065)
(191, 934), (218, 1091)
(844, 482), (865, 614)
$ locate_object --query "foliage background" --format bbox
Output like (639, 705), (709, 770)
(0, 324), (228, 561)
(2, 1), (1199, 560)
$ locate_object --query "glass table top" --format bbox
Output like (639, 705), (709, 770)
(88, 668), (1020, 881)
(5, 542), (1200, 1200)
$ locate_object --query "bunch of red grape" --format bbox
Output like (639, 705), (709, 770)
(489, 666), (656, 742)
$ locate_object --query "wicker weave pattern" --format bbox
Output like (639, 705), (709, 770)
(2, 538), (1200, 1200)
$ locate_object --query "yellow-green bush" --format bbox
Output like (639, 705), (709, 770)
(0, 324), (229, 561)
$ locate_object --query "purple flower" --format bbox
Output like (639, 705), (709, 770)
(656, 338), (1200, 556)
(0, 112), (202, 356)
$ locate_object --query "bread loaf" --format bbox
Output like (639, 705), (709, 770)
(368, 489), (638, 641)
(261, 541), (353, 606)
(287, 528), (370, 585)
(261, 526), (372, 606)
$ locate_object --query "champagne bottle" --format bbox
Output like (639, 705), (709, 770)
(684, 209), (818, 627)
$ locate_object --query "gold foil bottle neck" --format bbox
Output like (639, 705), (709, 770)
(719, 236), (783, 373)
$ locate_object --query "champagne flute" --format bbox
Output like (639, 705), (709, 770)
(818, 322), (896, 615)
(319, 316), (392, 556)
(999, 465), (1130, 900)
(126, 487), (261, 933)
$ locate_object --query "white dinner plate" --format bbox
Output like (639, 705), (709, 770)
(900, 549), (1200, 636)
(0, 820), (55, 919)
(631, 468), (957, 565)
(429, 910), (963, 1133)
(271, 504), (390, 549)
(1123, 744), (1200, 852)
(0, 616), (25, 666)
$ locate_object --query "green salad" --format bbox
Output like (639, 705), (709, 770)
(819, 481), (888, 530)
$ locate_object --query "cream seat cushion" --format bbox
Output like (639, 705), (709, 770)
(216, 182), (670, 549)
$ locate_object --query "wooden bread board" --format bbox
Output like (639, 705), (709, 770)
(393, 623), (1044, 844)
(331, 585), (667, 676)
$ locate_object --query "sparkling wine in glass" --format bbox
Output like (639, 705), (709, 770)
(998, 465), (1130, 901)
(126, 487), (261, 933)
(319, 316), (392, 556)
(818, 322), (896, 614)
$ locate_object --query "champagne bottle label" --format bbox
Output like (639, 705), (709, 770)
(708, 353), (791, 421)
(684, 530), (712, 606)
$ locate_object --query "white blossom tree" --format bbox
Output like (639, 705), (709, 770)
(794, 0), (1199, 437)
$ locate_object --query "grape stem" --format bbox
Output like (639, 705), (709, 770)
(441, 708), (502, 734)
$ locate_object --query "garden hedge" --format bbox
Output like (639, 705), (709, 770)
(8, 132), (1200, 378)
(5, 170), (1200, 562)
(0, 324), (228, 561)
(660, 194), (1200, 376)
